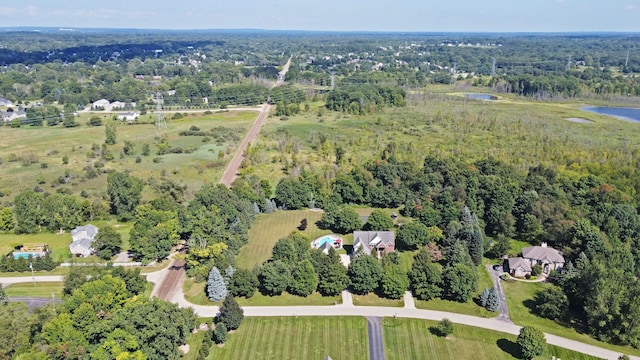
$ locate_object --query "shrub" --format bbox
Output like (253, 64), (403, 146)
(213, 322), (227, 344)
(437, 318), (453, 337)
(531, 264), (542, 277)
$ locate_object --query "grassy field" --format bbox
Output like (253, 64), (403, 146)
(3, 281), (64, 298)
(0, 232), (73, 262)
(0, 110), (255, 202)
(183, 277), (340, 306)
(236, 209), (326, 269)
(382, 317), (603, 360)
(352, 292), (404, 307)
(503, 279), (640, 356)
(206, 317), (368, 360)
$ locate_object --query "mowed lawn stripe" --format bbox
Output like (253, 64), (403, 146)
(208, 317), (367, 360)
(383, 318), (603, 360)
(237, 210), (326, 269)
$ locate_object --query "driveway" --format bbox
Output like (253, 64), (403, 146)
(366, 316), (385, 360)
(487, 264), (512, 323)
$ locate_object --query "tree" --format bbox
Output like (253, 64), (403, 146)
(479, 288), (490, 308)
(207, 267), (227, 302)
(259, 260), (291, 296)
(347, 255), (383, 294)
(88, 116), (102, 126)
(213, 322), (227, 344)
(381, 264), (409, 299)
(334, 206), (362, 234)
(105, 119), (116, 144)
(517, 326), (546, 359)
(217, 294), (244, 330)
(533, 285), (569, 322)
(93, 225), (122, 260)
(0, 285), (6, 305)
(365, 209), (394, 231)
(107, 172), (143, 221)
(311, 248), (349, 296)
(409, 249), (442, 301)
(228, 269), (258, 298)
(486, 234), (511, 259)
(531, 264), (542, 277)
(289, 260), (318, 297)
(274, 177), (309, 210)
(63, 104), (76, 127)
(442, 263), (477, 302)
(0, 207), (14, 232)
(485, 287), (500, 312)
(437, 318), (454, 337)
(13, 190), (43, 234)
(397, 222), (430, 250)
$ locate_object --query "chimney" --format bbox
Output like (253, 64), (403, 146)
(541, 242), (547, 248)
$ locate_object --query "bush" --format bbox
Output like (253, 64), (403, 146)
(437, 318), (453, 337)
(517, 326), (545, 359)
(213, 322), (228, 344)
(531, 264), (542, 277)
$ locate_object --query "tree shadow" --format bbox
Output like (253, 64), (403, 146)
(523, 299), (537, 314)
(428, 326), (444, 337)
(343, 244), (354, 255)
(496, 338), (520, 359)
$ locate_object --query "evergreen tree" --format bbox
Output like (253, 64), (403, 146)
(229, 268), (259, 298)
(105, 119), (116, 145)
(442, 263), (478, 302)
(485, 287), (500, 312)
(217, 294), (244, 330)
(252, 202), (260, 214)
(517, 326), (545, 359)
(0, 284), (7, 305)
(381, 264), (409, 299)
(207, 267), (227, 302)
(479, 288), (490, 308)
(311, 248), (349, 296)
(213, 322), (228, 344)
(224, 265), (235, 284)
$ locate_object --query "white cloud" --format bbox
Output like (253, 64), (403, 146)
(0, 6), (17, 16)
(625, 4), (636, 10)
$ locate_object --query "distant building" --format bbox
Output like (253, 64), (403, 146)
(1, 110), (26, 123)
(352, 231), (395, 259)
(117, 112), (140, 122)
(0, 97), (12, 107)
(69, 224), (99, 257)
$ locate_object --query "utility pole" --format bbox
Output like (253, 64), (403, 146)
(625, 49), (630, 68)
(451, 62), (457, 85)
(155, 92), (166, 130)
(330, 72), (335, 90)
(30, 262), (36, 288)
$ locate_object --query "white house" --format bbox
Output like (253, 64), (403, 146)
(1, 110), (26, 123)
(117, 112), (140, 122)
(69, 224), (99, 257)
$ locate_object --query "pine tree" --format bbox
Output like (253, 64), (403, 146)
(264, 198), (277, 213)
(485, 287), (500, 312)
(479, 288), (490, 308)
(217, 294), (244, 330)
(207, 266), (227, 302)
(252, 202), (260, 214)
(225, 265), (235, 283)
(213, 322), (228, 344)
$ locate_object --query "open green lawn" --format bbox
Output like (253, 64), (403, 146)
(206, 317), (368, 360)
(3, 281), (64, 298)
(0, 232), (73, 262)
(503, 279), (640, 357)
(0, 110), (255, 202)
(352, 292), (404, 307)
(236, 209), (326, 269)
(183, 277), (340, 306)
(383, 317), (603, 360)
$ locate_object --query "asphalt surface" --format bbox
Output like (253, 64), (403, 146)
(366, 316), (385, 360)
(154, 257), (186, 301)
(487, 264), (512, 323)
(8, 297), (62, 312)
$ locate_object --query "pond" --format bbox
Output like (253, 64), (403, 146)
(465, 93), (498, 100)
(582, 106), (640, 122)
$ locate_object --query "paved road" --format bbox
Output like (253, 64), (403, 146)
(486, 264), (512, 323)
(8, 296), (62, 312)
(366, 316), (385, 360)
(0, 276), (64, 288)
(219, 103), (270, 187)
(152, 256), (186, 301)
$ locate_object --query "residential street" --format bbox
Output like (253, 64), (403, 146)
(366, 316), (385, 360)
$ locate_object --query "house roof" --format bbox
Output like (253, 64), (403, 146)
(508, 257), (532, 272)
(71, 224), (98, 242)
(0, 97), (12, 106)
(353, 231), (395, 255)
(70, 238), (94, 253)
(522, 245), (564, 263)
(93, 99), (110, 106)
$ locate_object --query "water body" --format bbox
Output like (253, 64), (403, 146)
(465, 93), (497, 100)
(582, 106), (640, 123)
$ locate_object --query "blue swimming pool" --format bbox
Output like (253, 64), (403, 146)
(13, 252), (39, 259)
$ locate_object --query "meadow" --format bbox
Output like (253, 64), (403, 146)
(0, 110), (256, 203)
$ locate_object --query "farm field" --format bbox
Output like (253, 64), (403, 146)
(0, 110), (255, 202)
(382, 317), (603, 360)
(502, 280), (640, 357)
(206, 317), (368, 360)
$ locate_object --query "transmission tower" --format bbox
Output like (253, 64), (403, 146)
(491, 57), (496, 77)
(625, 49), (630, 68)
(155, 92), (166, 130)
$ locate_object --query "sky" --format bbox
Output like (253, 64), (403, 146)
(0, 0), (639, 32)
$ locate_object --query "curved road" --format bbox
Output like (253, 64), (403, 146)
(1, 270), (637, 360)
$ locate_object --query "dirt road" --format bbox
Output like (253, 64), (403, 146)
(219, 103), (270, 187)
(154, 257), (186, 301)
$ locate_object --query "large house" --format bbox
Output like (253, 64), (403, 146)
(506, 242), (564, 277)
(69, 224), (99, 257)
(1, 110), (26, 124)
(352, 231), (395, 259)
